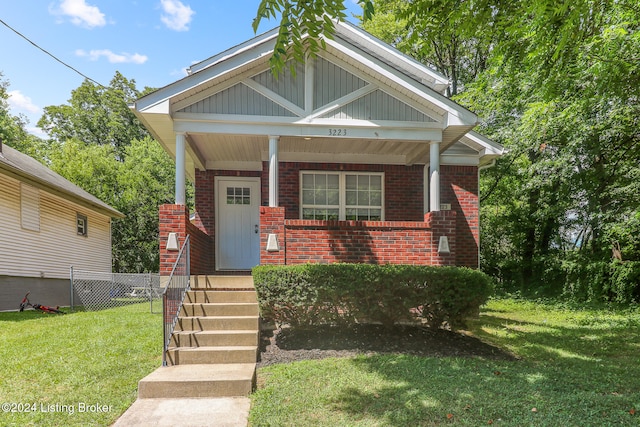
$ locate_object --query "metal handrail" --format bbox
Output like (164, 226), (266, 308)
(162, 235), (190, 366)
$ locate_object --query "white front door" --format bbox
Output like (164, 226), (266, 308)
(215, 177), (261, 270)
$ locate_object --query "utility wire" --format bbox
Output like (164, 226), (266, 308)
(0, 17), (107, 88)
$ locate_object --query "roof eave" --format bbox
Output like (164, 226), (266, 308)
(0, 161), (124, 219)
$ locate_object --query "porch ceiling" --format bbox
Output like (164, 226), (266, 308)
(189, 134), (432, 169)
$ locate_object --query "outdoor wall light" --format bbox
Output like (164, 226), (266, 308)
(266, 233), (280, 251)
(166, 232), (179, 251)
(438, 236), (450, 254)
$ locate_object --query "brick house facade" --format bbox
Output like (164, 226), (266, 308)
(132, 21), (503, 275)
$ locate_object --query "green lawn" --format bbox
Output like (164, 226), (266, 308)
(249, 299), (640, 426)
(0, 303), (161, 427)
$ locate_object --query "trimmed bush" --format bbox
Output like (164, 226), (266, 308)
(252, 264), (494, 328)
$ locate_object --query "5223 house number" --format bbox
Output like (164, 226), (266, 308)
(328, 128), (347, 136)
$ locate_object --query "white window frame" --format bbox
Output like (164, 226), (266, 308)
(77, 213), (88, 237)
(299, 171), (385, 221)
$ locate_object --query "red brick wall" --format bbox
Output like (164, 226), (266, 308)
(159, 204), (188, 276)
(283, 219), (434, 264)
(186, 221), (212, 275)
(180, 162), (479, 272)
(425, 211), (457, 266)
(276, 162), (424, 221)
(259, 207), (285, 265)
(441, 165), (478, 268)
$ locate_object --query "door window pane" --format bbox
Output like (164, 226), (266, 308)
(227, 187), (250, 204)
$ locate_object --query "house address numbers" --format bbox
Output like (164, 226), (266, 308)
(328, 128), (347, 136)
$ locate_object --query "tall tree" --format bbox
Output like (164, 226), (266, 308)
(363, 0), (494, 96)
(0, 73), (46, 159)
(253, 0), (374, 74)
(34, 73), (177, 273)
(37, 72), (150, 159)
(258, 0), (640, 298)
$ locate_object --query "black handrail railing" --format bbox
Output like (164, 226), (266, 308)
(162, 235), (190, 366)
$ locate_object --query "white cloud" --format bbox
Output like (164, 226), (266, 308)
(76, 49), (148, 64)
(169, 67), (190, 77)
(51, 0), (106, 28)
(160, 0), (194, 32)
(8, 90), (40, 114)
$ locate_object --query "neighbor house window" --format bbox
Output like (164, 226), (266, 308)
(300, 172), (384, 221)
(77, 214), (88, 237)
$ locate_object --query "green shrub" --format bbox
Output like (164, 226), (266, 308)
(252, 264), (494, 328)
(608, 260), (640, 303)
(562, 255), (640, 303)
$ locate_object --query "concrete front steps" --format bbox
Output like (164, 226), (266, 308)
(137, 275), (259, 399)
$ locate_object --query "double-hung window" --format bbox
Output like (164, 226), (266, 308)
(77, 213), (88, 237)
(300, 171), (384, 221)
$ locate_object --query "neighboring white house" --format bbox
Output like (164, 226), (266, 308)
(0, 141), (123, 311)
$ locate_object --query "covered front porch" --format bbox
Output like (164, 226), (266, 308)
(131, 21), (503, 275)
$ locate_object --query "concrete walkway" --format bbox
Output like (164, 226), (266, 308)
(111, 397), (250, 427)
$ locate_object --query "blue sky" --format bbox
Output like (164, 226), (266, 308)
(1, 0), (363, 136)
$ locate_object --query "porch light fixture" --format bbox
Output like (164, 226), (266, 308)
(438, 236), (450, 254)
(166, 232), (179, 251)
(266, 233), (280, 252)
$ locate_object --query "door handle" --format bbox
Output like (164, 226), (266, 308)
(255, 224), (259, 234)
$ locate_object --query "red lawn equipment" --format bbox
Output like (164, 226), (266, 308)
(19, 292), (66, 314)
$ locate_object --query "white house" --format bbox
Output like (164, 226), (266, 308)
(0, 141), (123, 311)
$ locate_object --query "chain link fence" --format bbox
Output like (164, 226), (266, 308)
(70, 268), (163, 313)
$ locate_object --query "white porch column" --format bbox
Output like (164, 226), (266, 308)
(268, 135), (280, 207)
(429, 141), (440, 212)
(175, 132), (186, 205)
(423, 165), (430, 213)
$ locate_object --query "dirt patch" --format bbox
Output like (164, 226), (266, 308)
(257, 323), (516, 367)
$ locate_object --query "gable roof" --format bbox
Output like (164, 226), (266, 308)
(132, 20), (502, 176)
(0, 144), (124, 218)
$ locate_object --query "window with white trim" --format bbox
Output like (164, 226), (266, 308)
(300, 172), (384, 221)
(77, 213), (88, 237)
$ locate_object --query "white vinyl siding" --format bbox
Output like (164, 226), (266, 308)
(20, 183), (40, 231)
(300, 171), (384, 221)
(0, 174), (112, 279)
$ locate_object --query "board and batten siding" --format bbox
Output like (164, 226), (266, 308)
(0, 173), (112, 279)
(177, 56), (437, 123)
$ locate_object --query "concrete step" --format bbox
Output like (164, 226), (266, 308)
(166, 346), (258, 365)
(180, 302), (259, 317)
(170, 330), (258, 347)
(184, 290), (257, 304)
(138, 364), (255, 398)
(175, 316), (259, 332)
(190, 275), (254, 290)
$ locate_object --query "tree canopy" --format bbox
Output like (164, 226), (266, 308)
(2, 73), (175, 273)
(257, 0), (640, 301)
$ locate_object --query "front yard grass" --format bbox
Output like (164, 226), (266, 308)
(0, 303), (161, 426)
(249, 299), (640, 426)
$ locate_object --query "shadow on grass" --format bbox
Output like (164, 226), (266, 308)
(254, 302), (640, 425)
(473, 312), (640, 363)
(0, 309), (69, 322)
(324, 304), (640, 426)
(329, 350), (638, 426)
(330, 308), (640, 425)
